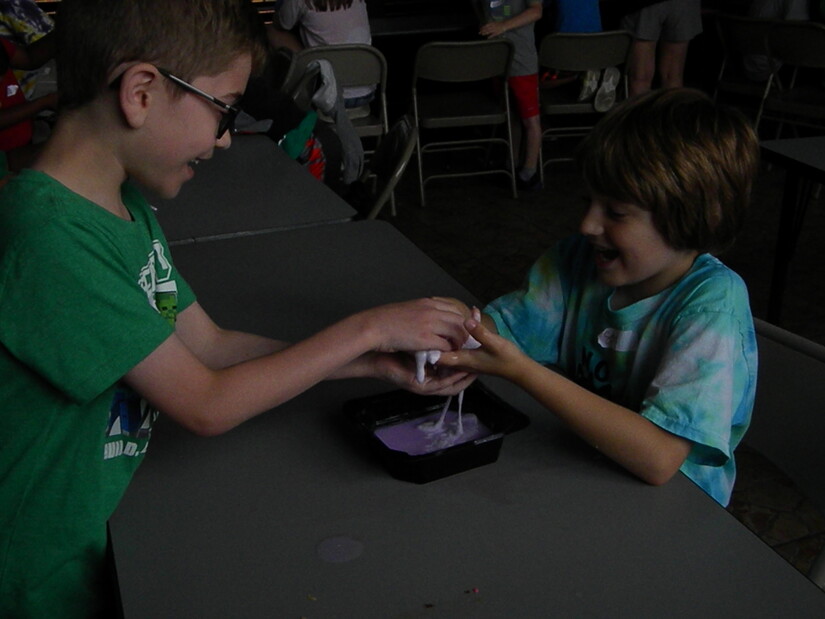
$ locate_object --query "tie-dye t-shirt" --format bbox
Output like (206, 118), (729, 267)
(485, 234), (757, 506)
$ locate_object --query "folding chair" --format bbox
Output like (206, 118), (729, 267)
(537, 30), (632, 175)
(761, 20), (825, 135)
(747, 318), (825, 589)
(283, 44), (389, 142)
(712, 14), (780, 125)
(348, 115), (418, 220)
(412, 39), (517, 207)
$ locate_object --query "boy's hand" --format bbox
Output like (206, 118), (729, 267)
(430, 296), (473, 320)
(479, 22), (508, 38)
(360, 297), (470, 353)
(373, 351), (477, 396)
(436, 317), (526, 382)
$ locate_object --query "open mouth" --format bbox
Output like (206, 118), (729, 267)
(594, 247), (620, 267)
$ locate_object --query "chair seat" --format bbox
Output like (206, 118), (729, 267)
(352, 114), (386, 137)
(764, 89), (825, 120)
(412, 39), (517, 206)
(716, 75), (772, 99)
(416, 91), (508, 128)
(540, 88), (601, 116)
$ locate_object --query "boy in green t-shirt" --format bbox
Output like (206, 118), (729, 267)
(0, 1), (473, 615)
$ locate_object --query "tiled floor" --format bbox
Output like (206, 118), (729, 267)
(379, 138), (825, 580)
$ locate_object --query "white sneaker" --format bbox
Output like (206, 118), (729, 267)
(594, 67), (620, 113)
(577, 69), (600, 102)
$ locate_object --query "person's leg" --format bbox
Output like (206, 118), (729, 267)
(627, 39), (657, 96)
(656, 40), (690, 89)
(508, 74), (542, 189)
(521, 113), (541, 173)
(266, 24), (303, 53)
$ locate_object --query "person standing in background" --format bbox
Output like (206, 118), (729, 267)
(553, 0), (601, 33)
(476, 0), (544, 191)
(622, 0), (703, 96)
(269, 0), (373, 107)
(0, 0), (54, 99)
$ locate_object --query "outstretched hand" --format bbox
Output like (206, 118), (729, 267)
(479, 22), (507, 38)
(360, 297), (471, 354)
(373, 351), (476, 396)
(435, 317), (527, 381)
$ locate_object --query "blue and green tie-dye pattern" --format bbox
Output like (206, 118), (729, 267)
(485, 234), (758, 506)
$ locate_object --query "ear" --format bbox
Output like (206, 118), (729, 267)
(115, 63), (163, 130)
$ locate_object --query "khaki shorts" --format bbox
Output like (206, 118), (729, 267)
(622, 0), (703, 42)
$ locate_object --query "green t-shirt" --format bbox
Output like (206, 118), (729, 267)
(0, 170), (196, 616)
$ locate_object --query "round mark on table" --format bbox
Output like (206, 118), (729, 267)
(317, 536), (364, 563)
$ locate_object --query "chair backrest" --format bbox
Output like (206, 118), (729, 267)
(287, 44), (387, 92)
(749, 318), (825, 588)
(364, 115), (418, 219)
(715, 14), (777, 59)
(767, 19), (825, 69)
(748, 318), (825, 515)
(538, 30), (632, 73)
(413, 39), (514, 84)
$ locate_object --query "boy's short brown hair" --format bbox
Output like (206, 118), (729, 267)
(577, 88), (759, 254)
(57, 0), (269, 110)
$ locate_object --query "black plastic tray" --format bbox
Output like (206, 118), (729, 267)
(343, 382), (530, 483)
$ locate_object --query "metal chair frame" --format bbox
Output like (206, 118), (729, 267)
(537, 30), (632, 177)
(411, 39), (517, 207)
(283, 44), (389, 141)
(359, 115), (418, 220)
(713, 14), (782, 127)
(761, 20), (825, 136)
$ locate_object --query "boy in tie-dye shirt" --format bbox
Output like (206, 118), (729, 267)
(438, 89), (760, 506)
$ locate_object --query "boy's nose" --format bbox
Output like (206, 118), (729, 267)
(579, 205), (602, 237)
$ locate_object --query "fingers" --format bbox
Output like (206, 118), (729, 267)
(369, 298), (481, 354)
(434, 348), (476, 369)
(407, 371), (477, 396)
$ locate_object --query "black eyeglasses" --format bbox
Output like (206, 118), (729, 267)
(157, 67), (240, 139)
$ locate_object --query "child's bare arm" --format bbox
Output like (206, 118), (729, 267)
(9, 32), (55, 70)
(438, 318), (692, 485)
(124, 298), (470, 435)
(0, 91), (57, 131)
(479, 4), (542, 38)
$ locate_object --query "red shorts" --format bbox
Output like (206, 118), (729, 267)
(508, 73), (540, 120)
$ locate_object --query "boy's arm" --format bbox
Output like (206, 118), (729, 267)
(479, 3), (542, 38)
(9, 32), (55, 70)
(0, 91), (58, 131)
(172, 301), (290, 368)
(124, 298), (472, 436)
(174, 300), (473, 391)
(438, 318), (692, 486)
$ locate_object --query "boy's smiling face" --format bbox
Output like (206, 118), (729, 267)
(141, 54), (252, 199)
(580, 194), (698, 309)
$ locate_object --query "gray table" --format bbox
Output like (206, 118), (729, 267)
(142, 134), (355, 244)
(110, 221), (825, 618)
(760, 136), (825, 323)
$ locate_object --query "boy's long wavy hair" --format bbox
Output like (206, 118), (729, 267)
(576, 88), (760, 255)
(57, 0), (269, 110)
